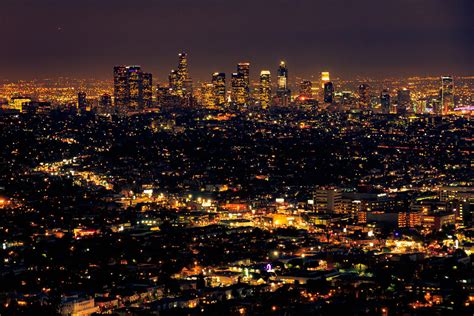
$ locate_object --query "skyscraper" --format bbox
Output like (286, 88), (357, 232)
(200, 83), (215, 108)
(169, 70), (179, 96)
(169, 52), (191, 98)
(127, 66), (143, 108)
(397, 88), (411, 114)
(276, 61), (291, 106)
(323, 82), (334, 104)
(113, 66), (129, 108)
(259, 70), (271, 108)
(237, 63), (250, 104)
(299, 80), (312, 99)
(276, 61), (288, 92)
(358, 83), (370, 109)
(441, 76), (454, 115)
(142, 73), (153, 107)
(77, 91), (87, 111)
(321, 72), (330, 88)
(380, 89), (391, 114)
(212, 72), (226, 106)
(177, 52), (188, 85)
(231, 72), (246, 106)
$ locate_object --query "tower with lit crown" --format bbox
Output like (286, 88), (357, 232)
(276, 61), (291, 106)
(212, 72), (226, 106)
(259, 70), (271, 108)
(231, 72), (246, 106)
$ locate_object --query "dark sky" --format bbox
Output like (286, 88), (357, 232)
(1, 0), (473, 81)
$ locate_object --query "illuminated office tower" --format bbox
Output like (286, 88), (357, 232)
(321, 71), (330, 88)
(177, 52), (188, 85)
(380, 89), (391, 114)
(299, 80), (312, 99)
(259, 70), (271, 108)
(142, 73), (153, 107)
(440, 76), (454, 115)
(212, 72), (226, 106)
(127, 66), (143, 108)
(169, 70), (179, 95)
(168, 52), (190, 97)
(323, 82), (334, 103)
(237, 62), (250, 104)
(231, 72), (246, 106)
(276, 61), (288, 91)
(397, 88), (411, 114)
(77, 91), (87, 111)
(113, 66), (129, 108)
(358, 83), (370, 109)
(276, 61), (291, 105)
(200, 83), (215, 108)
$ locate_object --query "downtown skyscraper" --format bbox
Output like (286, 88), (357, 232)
(323, 82), (334, 104)
(113, 66), (130, 109)
(113, 66), (152, 110)
(276, 61), (291, 106)
(169, 52), (191, 98)
(259, 70), (271, 108)
(440, 76), (454, 115)
(212, 72), (226, 106)
(237, 62), (250, 104)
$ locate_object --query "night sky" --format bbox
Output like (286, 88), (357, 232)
(1, 0), (473, 81)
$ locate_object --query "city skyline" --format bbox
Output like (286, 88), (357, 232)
(1, 0), (473, 80)
(0, 1), (472, 315)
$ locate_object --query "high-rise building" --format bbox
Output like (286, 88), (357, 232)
(200, 83), (215, 108)
(397, 88), (411, 114)
(259, 70), (271, 108)
(177, 52), (188, 88)
(231, 72), (246, 106)
(142, 73), (153, 107)
(380, 89), (391, 114)
(276, 61), (291, 106)
(358, 83), (370, 109)
(237, 63), (250, 104)
(323, 82), (334, 104)
(440, 76), (454, 115)
(169, 70), (179, 95)
(127, 66), (143, 108)
(276, 61), (288, 92)
(113, 66), (129, 108)
(99, 94), (112, 108)
(321, 72), (330, 88)
(212, 72), (226, 106)
(299, 80), (312, 99)
(168, 52), (191, 98)
(77, 91), (87, 111)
